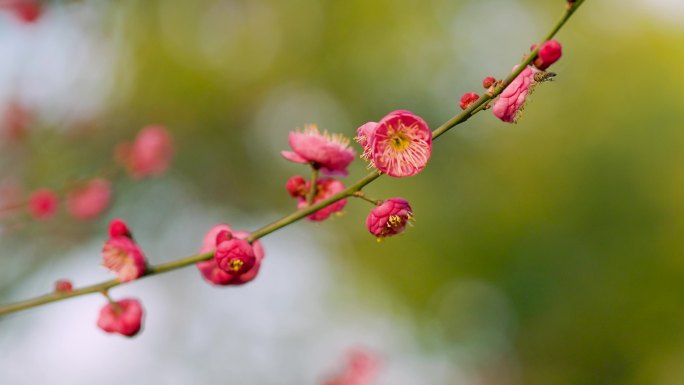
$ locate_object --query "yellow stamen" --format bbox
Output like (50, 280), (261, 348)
(229, 259), (244, 272)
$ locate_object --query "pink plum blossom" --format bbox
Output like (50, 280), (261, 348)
(366, 197), (413, 239)
(66, 178), (112, 220)
(370, 110), (432, 177)
(116, 125), (174, 179)
(285, 175), (308, 198)
(532, 40), (562, 71)
(295, 177), (347, 221)
(492, 65), (536, 123)
(281, 124), (355, 176)
(102, 219), (146, 282)
(27, 188), (58, 220)
(97, 298), (144, 337)
(214, 230), (256, 276)
(196, 224), (265, 286)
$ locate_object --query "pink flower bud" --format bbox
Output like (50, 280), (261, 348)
(459, 92), (480, 110)
(533, 40), (562, 71)
(108, 218), (132, 238)
(97, 298), (144, 337)
(54, 279), (73, 293)
(366, 198), (413, 239)
(281, 124), (356, 176)
(66, 178), (112, 220)
(117, 125), (174, 179)
(482, 76), (496, 89)
(295, 177), (347, 221)
(196, 224), (265, 286)
(102, 219), (146, 282)
(492, 65), (536, 123)
(286, 175), (309, 198)
(27, 188), (59, 220)
(214, 230), (257, 276)
(371, 110), (432, 177)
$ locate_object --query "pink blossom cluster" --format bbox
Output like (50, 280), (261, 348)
(0, 0), (42, 23)
(0, 125), (174, 226)
(281, 111), (430, 238)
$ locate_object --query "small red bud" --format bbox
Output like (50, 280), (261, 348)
(54, 279), (73, 293)
(459, 92), (480, 110)
(482, 76), (496, 89)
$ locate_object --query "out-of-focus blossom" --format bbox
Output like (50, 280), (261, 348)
(102, 219), (146, 282)
(66, 178), (112, 220)
(366, 198), (413, 239)
(370, 110), (432, 177)
(492, 65), (536, 123)
(0, 101), (30, 142)
(281, 124), (356, 176)
(196, 224), (265, 286)
(322, 348), (381, 385)
(97, 298), (144, 337)
(116, 125), (174, 179)
(0, 0), (42, 24)
(285, 175), (309, 198)
(27, 188), (59, 220)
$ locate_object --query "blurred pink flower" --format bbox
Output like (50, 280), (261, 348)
(197, 224), (265, 286)
(66, 178), (112, 220)
(214, 229), (256, 276)
(281, 124), (355, 176)
(97, 298), (144, 337)
(27, 188), (58, 220)
(296, 177), (347, 221)
(370, 110), (431, 177)
(0, 0), (42, 24)
(532, 40), (562, 71)
(117, 125), (174, 179)
(323, 348), (381, 385)
(285, 175), (309, 198)
(102, 219), (146, 282)
(366, 197), (413, 239)
(492, 65), (536, 123)
(1, 101), (30, 142)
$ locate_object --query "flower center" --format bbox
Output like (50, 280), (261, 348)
(387, 215), (403, 229)
(229, 258), (244, 272)
(389, 132), (411, 151)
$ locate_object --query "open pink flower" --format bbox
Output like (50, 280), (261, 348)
(196, 224), (265, 286)
(366, 198), (413, 239)
(532, 40), (562, 71)
(117, 125), (174, 179)
(370, 110), (432, 177)
(27, 188), (58, 220)
(281, 124), (355, 176)
(294, 177), (347, 221)
(66, 178), (112, 220)
(492, 65), (536, 123)
(102, 219), (146, 282)
(97, 298), (144, 337)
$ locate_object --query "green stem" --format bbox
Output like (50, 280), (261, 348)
(0, 1), (585, 318)
(352, 191), (382, 206)
(305, 167), (319, 206)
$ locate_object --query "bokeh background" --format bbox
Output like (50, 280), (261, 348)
(2, 0), (684, 384)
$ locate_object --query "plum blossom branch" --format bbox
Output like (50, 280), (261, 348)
(0, 0), (585, 318)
